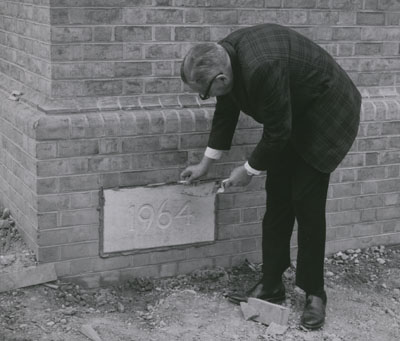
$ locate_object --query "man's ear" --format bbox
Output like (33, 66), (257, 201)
(217, 74), (229, 85)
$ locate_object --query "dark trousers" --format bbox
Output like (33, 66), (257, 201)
(261, 144), (330, 294)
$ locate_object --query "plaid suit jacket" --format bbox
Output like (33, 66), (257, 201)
(208, 24), (361, 174)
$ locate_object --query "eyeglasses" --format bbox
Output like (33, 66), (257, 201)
(199, 72), (223, 100)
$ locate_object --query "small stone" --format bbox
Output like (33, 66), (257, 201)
(0, 254), (16, 266)
(46, 321), (55, 327)
(385, 308), (396, 317)
(1, 208), (10, 219)
(377, 258), (386, 265)
(60, 319), (67, 324)
(117, 302), (125, 313)
(265, 322), (288, 336)
(326, 271), (334, 277)
(340, 253), (349, 260)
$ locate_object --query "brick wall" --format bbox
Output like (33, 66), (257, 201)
(46, 0), (400, 98)
(0, 0), (51, 95)
(1, 85), (399, 287)
(0, 0), (399, 287)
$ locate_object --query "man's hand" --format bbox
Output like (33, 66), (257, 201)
(224, 165), (253, 188)
(180, 155), (214, 184)
(180, 163), (208, 183)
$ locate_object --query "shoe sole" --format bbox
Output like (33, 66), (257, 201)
(300, 320), (325, 330)
(263, 295), (286, 304)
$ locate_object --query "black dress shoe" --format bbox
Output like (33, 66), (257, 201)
(300, 291), (327, 330)
(227, 280), (286, 304)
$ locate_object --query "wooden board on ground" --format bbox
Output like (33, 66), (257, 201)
(0, 263), (57, 293)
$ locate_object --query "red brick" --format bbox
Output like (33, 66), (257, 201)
(59, 174), (99, 192)
(352, 223), (381, 237)
(339, 153), (364, 167)
(122, 135), (178, 153)
(133, 111), (151, 135)
(130, 253), (152, 267)
(60, 208), (99, 227)
(115, 62), (151, 77)
(242, 207), (259, 223)
(37, 177), (59, 195)
(160, 262), (178, 277)
(361, 27), (400, 41)
(154, 26), (171, 41)
(361, 208), (376, 222)
(145, 78), (181, 93)
(149, 151), (187, 168)
(120, 168), (180, 187)
(120, 265), (160, 281)
(150, 249), (187, 264)
(283, 0), (316, 8)
(333, 28), (362, 41)
(376, 207), (400, 220)
(180, 133), (209, 149)
(358, 167), (386, 181)
(100, 271), (120, 286)
(67, 273), (100, 289)
(146, 9), (184, 24)
(93, 27), (112, 42)
(35, 116), (70, 141)
(85, 80), (123, 96)
(37, 194), (69, 212)
(120, 78), (142, 95)
(57, 140), (99, 157)
(60, 241), (99, 260)
(328, 211), (361, 226)
(238, 10), (280, 25)
(54, 261), (71, 277)
(38, 212), (58, 229)
(381, 151), (400, 165)
(175, 27), (210, 41)
(357, 12), (385, 25)
(69, 8), (122, 25)
(38, 245), (61, 262)
(163, 110), (180, 133)
(39, 225), (98, 246)
(37, 159), (68, 177)
(178, 258), (213, 274)
(52, 27), (92, 42)
(93, 256), (132, 272)
(217, 209), (241, 225)
(115, 27), (152, 41)
(241, 238), (257, 252)
(356, 195), (384, 209)
(231, 252), (262, 267)
(362, 182), (378, 195)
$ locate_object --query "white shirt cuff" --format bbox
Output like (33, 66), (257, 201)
(244, 161), (262, 175)
(204, 147), (223, 160)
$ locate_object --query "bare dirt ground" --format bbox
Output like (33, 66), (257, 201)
(1, 216), (400, 341)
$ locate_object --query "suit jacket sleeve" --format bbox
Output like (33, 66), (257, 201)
(248, 60), (292, 170)
(207, 94), (240, 151)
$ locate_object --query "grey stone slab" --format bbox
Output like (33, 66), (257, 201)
(102, 182), (216, 253)
(0, 263), (57, 293)
(244, 298), (290, 326)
